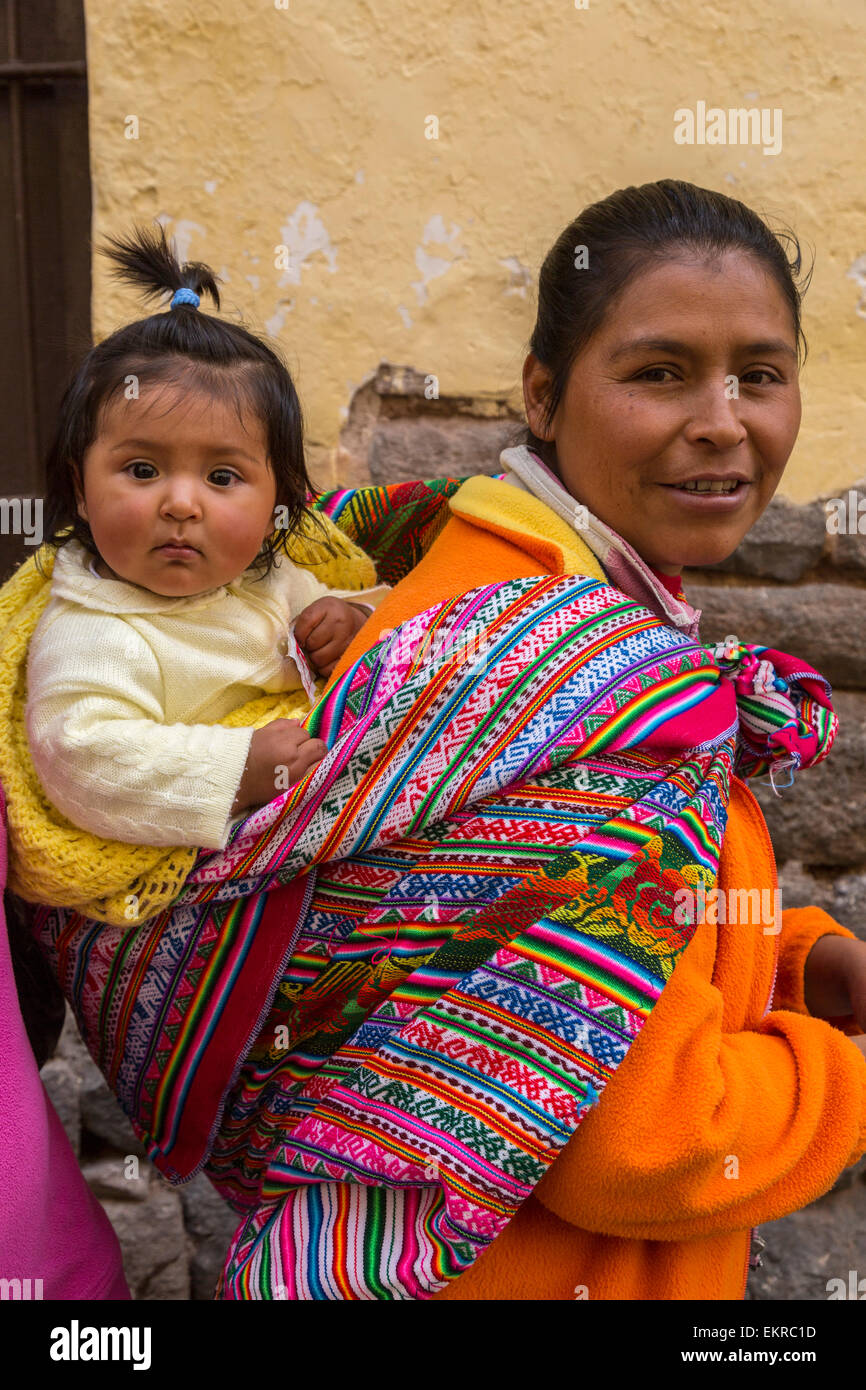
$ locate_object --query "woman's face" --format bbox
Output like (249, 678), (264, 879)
(523, 250), (802, 573)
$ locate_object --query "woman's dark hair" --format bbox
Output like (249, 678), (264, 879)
(41, 223), (330, 575)
(526, 178), (812, 468)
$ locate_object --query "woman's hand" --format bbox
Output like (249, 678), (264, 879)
(294, 598), (370, 678)
(803, 934), (866, 1031)
(231, 719), (327, 815)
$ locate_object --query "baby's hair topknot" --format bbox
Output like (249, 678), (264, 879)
(101, 223), (222, 312)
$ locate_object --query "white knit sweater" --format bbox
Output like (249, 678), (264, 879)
(25, 541), (389, 850)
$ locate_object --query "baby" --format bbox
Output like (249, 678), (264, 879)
(25, 226), (388, 850)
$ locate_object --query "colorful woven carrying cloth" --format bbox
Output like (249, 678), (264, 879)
(28, 478), (837, 1300)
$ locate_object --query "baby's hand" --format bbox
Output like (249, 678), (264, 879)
(232, 718), (327, 814)
(294, 597), (370, 678)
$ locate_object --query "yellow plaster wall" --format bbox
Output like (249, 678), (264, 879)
(83, 0), (865, 501)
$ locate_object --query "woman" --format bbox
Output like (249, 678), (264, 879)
(18, 179), (866, 1302)
(258, 177), (865, 1300)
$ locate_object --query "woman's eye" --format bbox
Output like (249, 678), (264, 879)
(209, 468), (240, 487)
(636, 367), (677, 383)
(740, 370), (779, 386)
(127, 461), (156, 479)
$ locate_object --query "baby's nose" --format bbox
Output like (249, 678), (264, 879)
(161, 490), (202, 518)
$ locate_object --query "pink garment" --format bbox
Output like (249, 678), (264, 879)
(0, 786), (130, 1299)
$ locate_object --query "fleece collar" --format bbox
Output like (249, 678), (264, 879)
(449, 445), (702, 640)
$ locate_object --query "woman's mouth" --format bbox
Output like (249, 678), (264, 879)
(661, 477), (751, 509)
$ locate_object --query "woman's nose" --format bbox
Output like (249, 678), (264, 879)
(685, 382), (748, 449)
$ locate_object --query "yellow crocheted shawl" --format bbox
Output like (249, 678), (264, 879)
(0, 514), (377, 926)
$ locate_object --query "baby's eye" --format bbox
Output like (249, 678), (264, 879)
(209, 468), (240, 487)
(127, 461), (157, 479)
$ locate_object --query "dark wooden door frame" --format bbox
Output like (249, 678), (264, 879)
(0, 0), (91, 579)
(2, 1), (86, 470)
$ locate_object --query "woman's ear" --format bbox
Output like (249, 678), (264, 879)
(522, 353), (555, 440)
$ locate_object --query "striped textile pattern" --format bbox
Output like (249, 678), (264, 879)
(314, 476), (464, 585)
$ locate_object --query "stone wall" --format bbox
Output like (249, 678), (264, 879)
(312, 361), (526, 492)
(38, 373), (866, 1297)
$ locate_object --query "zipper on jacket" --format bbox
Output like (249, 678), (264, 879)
(742, 1225), (769, 1298)
(741, 1227), (752, 1299)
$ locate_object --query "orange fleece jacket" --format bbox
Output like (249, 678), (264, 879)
(331, 491), (866, 1301)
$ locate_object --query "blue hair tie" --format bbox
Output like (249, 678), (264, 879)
(170, 287), (200, 309)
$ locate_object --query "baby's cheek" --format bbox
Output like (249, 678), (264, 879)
(216, 513), (269, 564)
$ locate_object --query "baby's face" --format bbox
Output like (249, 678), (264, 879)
(77, 382), (278, 597)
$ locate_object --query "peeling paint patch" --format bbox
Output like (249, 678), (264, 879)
(355, 169), (365, 183)
(246, 275), (261, 290)
(499, 256), (532, 297)
(411, 215), (466, 306)
(397, 304), (413, 328)
(276, 202), (338, 287)
(847, 255), (866, 317)
(265, 301), (293, 337)
(203, 180), (218, 195)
